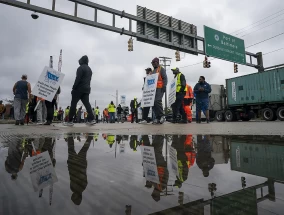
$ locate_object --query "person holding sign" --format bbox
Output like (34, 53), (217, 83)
(171, 68), (187, 124)
(151, 58), (168, 124)
(63, 55), (96, 126)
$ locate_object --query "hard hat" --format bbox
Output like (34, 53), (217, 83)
(171, 67), (179, 72)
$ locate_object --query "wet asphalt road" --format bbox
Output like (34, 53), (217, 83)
(1, 133), (284, 215)
(0, 121), (284, 136)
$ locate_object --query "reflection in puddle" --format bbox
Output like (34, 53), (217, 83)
(0, 134), (284, 215)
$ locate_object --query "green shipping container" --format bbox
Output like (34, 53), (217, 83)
(230, 137), (284, 180)
(226, 67), (284, 106)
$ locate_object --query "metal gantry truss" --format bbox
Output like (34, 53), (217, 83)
(0, 0), (262, 69)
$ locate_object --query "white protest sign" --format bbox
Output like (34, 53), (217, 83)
(140, 146), (159, 184)
(169, 145), (179, 177)
(141, 73), (158, 107)
(168, 79), (176, 107)
(32, 66), (65, 102)
(26, 151), (58, 192)
(120, 143), (126, 154)
(120, 95), (126, 106)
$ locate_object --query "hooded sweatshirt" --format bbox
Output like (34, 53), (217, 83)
(72, 55), (92, 94)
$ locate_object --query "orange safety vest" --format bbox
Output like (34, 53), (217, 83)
(184, 85), (194, 99)
(157, 166), (166, 191)
(103, 110), (108, 116)
(156, 66), (163, 89)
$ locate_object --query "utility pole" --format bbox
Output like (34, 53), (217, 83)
(57, 49), (62, 107)
(159, 57), (171, 115)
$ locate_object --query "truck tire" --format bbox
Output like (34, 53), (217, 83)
(276, 107), (284, 121)
(215, 111), (224, 122)
(262, 108), (275, 121)
(225, 110), (236, 122)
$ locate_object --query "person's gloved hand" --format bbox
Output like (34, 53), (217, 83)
(162, 87), (166, 93)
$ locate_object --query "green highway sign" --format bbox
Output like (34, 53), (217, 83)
(204, 26), (246, 65)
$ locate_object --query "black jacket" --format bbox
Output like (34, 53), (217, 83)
(72, 56), (92, 94)
(130, 100), (139, 111)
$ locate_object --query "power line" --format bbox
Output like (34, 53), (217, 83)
(235, 12), (284, 36)
(263, 47), (284, 55)
(246, 31), (284, 48)
(231, 8), (284, 34)
(239, 17), (284, 38)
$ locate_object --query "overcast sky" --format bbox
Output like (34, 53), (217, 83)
(1, 0), (284, 110)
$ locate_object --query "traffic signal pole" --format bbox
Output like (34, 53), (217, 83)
(0, 0), (263, 70)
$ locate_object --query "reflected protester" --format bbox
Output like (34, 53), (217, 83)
(67, 133), (93, 205)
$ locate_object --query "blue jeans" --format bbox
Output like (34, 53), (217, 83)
(109, 112), (115, 123)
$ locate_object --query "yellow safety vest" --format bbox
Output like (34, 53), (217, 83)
(95, 108), (99, 115)
(134, 101), (137, 108)
(26, 103), (29, 114)
(176, 73), (187, 93)
(54, 110), (58, 117)
(65, 109), (70, 116)
(108, 104), (115, 113)
(107, 135), (115, 144)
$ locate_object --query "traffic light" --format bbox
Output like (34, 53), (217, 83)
(241, 176), (246, 188)
(203, 56), (207, 68)
(175, 51), (180, 61)
(178, 192), (184, 205)
(128, 38), (133, 51)
(234, 63), (238, 73)
(203, 56), (211, 68)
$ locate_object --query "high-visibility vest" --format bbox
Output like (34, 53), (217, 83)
(103, 110), (108, 116)
(108, 104), (115, 113)
(107, 135), (115, 144)
(65, 109), (70, 116)
(54, 110), (58, 117)
(156, 66), (164, 89)
(134, 100), (137, 108)
(184, 85), (193, 99)
(95, 108), (99, 115)
(26, 103), (29, 114)
(176, 73), (187, 93)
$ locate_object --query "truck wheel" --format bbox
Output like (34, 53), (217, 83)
(225, 110), (235, 122)
(276, 107), (284, 121)
(262, 108), (275, 121)
(215, 111), (224, 122)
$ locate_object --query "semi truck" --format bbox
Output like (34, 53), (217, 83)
(196, 66), (284, 122)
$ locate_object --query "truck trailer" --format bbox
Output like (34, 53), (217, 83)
(215, 66), (284, 122)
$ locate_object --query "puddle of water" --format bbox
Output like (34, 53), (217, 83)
(0, 134), (284, 215)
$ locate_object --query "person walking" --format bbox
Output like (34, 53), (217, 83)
(183, 84), (194, 123)
(139, 68), (153, 124)
(108, 101), (116, 123)
(117, 104), (123, 123)
(95, 106), (100, 123)
(13, 74), (31, 125)
(151, 58), (168, 124)
(171, 67), (187, 124)
(0, 101), (6, 120)
(130, 97), (139, 123)
(65, 106), (70, 122)
(53, 108), (58, 121)
(194, 76), (212, 123)
(44, 87), (60, 125)
(64, 55), (96, 126)
(103, 108), (109, 123)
